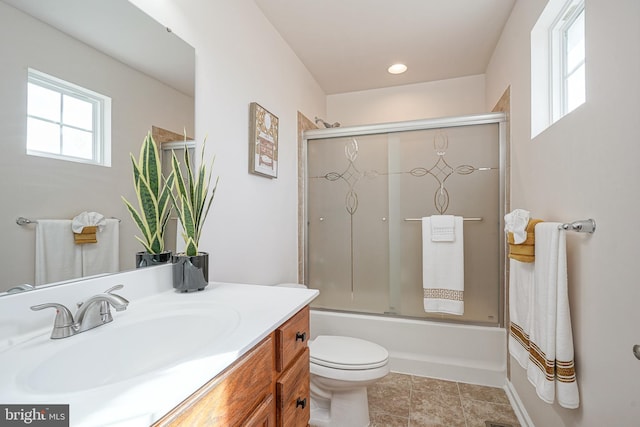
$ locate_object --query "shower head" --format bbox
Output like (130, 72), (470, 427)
(315, 117), (341, 128)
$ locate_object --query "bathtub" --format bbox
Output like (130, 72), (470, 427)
(309, 309), (507, 387)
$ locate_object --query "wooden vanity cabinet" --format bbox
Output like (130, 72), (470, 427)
(153, 334), (274, 426)
(275, 306), (310, 427)
(154, 305), (310, 427)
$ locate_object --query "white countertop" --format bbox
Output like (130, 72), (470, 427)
(0, 281), (318, 426)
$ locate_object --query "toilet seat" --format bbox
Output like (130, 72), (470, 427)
(309, 335), (388, 370)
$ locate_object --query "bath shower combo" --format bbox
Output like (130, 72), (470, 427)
(302, 112), (508, 387)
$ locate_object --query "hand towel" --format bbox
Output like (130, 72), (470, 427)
(505, 209), (530, 244)
(508, 259), (535, 369)
(71, 211), (106, 233)
(72, 211), (106, 244)
(508, 218), (544, 263)
(81, 218), (120, 277)
(422, 216), (464, 315)
(526, 222), (579, 409)
(430, 215), (456, 242)
(35, 220), (81, 285)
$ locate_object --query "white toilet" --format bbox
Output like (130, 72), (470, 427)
(308, 335), (390, 427)
(274, 284), (390, 426)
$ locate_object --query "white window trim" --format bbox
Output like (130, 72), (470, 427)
(550, 0), (585, 122)
(27, 68), (112, 166)
(530, 0), (586, 138)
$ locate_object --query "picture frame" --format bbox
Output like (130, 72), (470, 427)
(249, 102), (279, 178)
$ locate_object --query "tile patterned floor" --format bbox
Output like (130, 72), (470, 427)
(367, 373), (521, 427)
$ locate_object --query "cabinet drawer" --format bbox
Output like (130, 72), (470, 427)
(276, 348), (310, 427)
(155, 334), (274, 427)
(276, 306), (309, 372)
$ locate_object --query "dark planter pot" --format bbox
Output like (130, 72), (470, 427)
(172, 252), (209, 292)
(136, 251), (172, 268)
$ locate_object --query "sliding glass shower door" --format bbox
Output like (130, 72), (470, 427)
(306, 117), (505, 325)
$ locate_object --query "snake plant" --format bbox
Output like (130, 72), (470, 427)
(171, 138), (218, 257)
(122, 132), (175, 254)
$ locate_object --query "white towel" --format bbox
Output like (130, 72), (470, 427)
(505, 209), (531, 244)
(71, 211), (106, 233)
(35, 220), (81, 285)
(430, 215), (456, 242)
(81, 218), (120, 277)
(422, 216), (464, 315)
(508, 259), (535, 369)
(526, 222), (579, 409)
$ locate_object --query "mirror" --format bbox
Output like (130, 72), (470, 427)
(0, 0), (195, 293)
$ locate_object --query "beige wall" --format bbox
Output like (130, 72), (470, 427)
(131, 0), (327, 285)
(486, 0), (640, 425)
(129, 1), (640, 424)
(0, 2), (194, 290)
(327, 74), (486, 126)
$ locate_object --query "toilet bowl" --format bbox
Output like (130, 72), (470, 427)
(309, 335), (390, 427)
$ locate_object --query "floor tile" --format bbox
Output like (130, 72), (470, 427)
(458, 382), (511, 405)
(367, 386), (411, 418)
(345, 373), (521, 427)
(411, 376), (459, 395)
(409, 389), (466, 427)
(370, 411), (409, 427)
(461, 399), (521, 427)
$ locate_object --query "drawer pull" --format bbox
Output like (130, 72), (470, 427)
(295, 331), (307, 342)
(296, 397), (307, 409)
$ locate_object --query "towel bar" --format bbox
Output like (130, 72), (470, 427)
(558, 218), (596, 233)
(16, 217), (36, 225)
(16, 216), (121, 226)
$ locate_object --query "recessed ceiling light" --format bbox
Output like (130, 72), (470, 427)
(388, 63), (407, 74)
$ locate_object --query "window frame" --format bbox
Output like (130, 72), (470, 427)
(550, 0), (585, 122)
(530, 0), (586, 138)
(26, 68), (111, 166)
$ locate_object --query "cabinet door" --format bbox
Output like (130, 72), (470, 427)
(155, 335), (274, 426)
(276, 348), (310, 427)
(241, 395), (275, 427)
(276, 306), (309, 372)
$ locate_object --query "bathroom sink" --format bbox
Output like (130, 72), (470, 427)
(11, 302), (240, 394)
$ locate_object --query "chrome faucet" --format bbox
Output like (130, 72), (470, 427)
(31, 285), (129, 339)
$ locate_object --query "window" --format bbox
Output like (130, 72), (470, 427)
(552, 1), (585, 120)
(27, 69), (111, 166)
(531, 0), (585, 137)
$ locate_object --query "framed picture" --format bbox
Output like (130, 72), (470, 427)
(249, 102), (279, 178)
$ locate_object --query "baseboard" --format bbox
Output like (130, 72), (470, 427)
(504, 380), (535, 427)
(389, 352), (506, 388)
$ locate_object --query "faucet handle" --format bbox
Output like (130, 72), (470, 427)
(104, 284), (124, 294)
(103, 285), (129, 310)
(30, 303), (75, 339)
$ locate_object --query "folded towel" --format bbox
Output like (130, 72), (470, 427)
(74, 225), (98, 244)
(505, 209), (530, 244)
(81, 219), (120, 277)
(430, 215), (456, 242)
(72, 211), (106, 233)
(508, 259), (535, 369)
(526, 222), (579, 409)
(35, 220), (81, 285)
(508, 219), (544, 263)
(72, 211), (106, 244)
(422, 216), (464, 315)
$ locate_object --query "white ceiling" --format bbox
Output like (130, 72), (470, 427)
(2, 0), (195, 96)
(253, 0), (516, 95)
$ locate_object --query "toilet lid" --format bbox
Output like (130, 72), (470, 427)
(309, 335), (389, 370)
